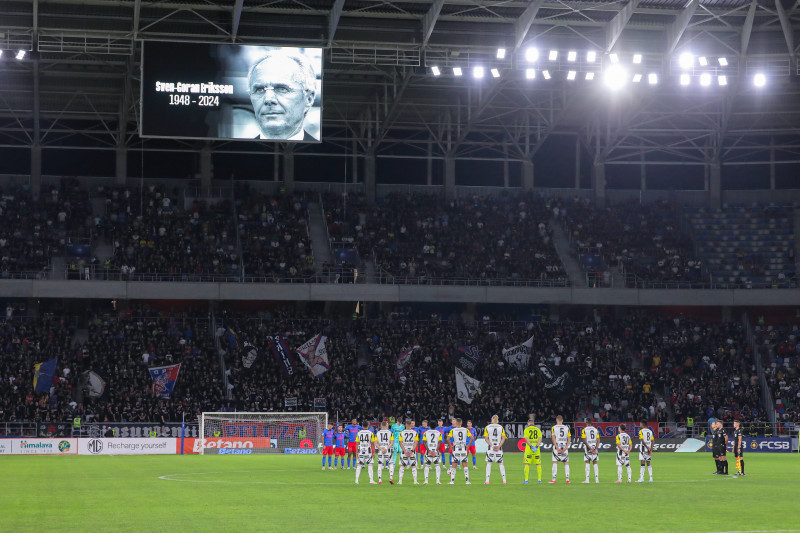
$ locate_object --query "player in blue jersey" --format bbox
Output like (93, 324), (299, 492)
(466, 420), (478, 468)
(344, 418), (361, 469)
(334, 424), (347, 469)
(389, 415), (405, 479)
(416, 420), (430, 466)
(322, 423), (335, 469)
(436, 419), (450, 466)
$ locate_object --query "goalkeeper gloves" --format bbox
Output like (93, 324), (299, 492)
(531, 446), (538, 453)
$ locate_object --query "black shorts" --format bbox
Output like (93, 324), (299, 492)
(712, 446), (725, 457)
(733, 449), (743, 458)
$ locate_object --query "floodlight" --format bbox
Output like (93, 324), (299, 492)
(632, 73), (642, 83)
(453, 67), (463, 76)
(473, 66), (484, 79)
(496, 48), (506, 60)
(16, 50), (25, 60)
(718, 75), (728, 86)
(585, 72), (595, 81)
(718, 57), (728, 67)
(548, 50), (558, 61)
(698, 56), (708, 66)
(753, 73), (766, 87)
(700, 73), (711, 86)
(680, 73), (690, 86)
(679, 52), (693, 69)
(526, 68), (536, 79)
(633, 53), (642, 64)
(491, 68), (500, 78)
(567, 70), (576, 80)
(587, 50), (597, 63)
(526, 48), (539, 62)
(542, 70), (551, 80)
(431, 66), (441, 76)
(603, 64), (627, 90)
(0, 51), (3, 58)
(567, 51), (577, 62)
(648, 73), (658, 85)
(609, 53), (619, 64)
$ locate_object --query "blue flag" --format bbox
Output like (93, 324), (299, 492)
(33, 358), (58, 394)
(148, 363), (182, 399)
(225, 328), (240, 350)
(271, 336), (296, 378)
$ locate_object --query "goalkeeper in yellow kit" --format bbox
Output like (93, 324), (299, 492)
(523, 415), (543, 484)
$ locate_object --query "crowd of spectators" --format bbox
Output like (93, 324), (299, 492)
(235, 186), (314, 281)
(558, 197), (703, 287)
(0, 305), (774, 431)
(323, 192), (567, 285)
(754, 321), (800, 424)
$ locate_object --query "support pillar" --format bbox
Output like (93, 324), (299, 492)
(769, 138), (776, 193)
(503, 144), (509, 188)
(283, 148), (295, 193)
(115, 145), (127, 185)
(199, 144), (213, 197)
(640, 152), (647, 193)
(352, 139), (359, 184)
(592, 157), (606, 208)
(364, 150), (376, 205)
(273, 151), (280, 181)
(709, 159), (721, 210)
(31, 144), (42, 197)
(427, 141), (433, 186)
(574, 136), (581, 190)
(522, 159), (534, 191)
(444, 153), (455, 201)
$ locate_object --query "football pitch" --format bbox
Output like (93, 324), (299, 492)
(1, 454), (798, 532)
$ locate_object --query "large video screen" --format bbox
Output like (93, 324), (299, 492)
(140, 41), (322, 142)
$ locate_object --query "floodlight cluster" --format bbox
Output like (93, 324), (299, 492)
(0, 50), (27, 60)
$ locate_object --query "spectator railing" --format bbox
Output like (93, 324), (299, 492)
(1, 269), (52, 280)
(373, 267), (570, 287)
(0, 421), (37, 437)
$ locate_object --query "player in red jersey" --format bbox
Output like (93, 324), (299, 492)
(334, 424), (347, 469)
(466, 420), (478, 469)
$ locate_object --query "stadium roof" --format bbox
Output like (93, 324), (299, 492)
(0, 0), (799, 166)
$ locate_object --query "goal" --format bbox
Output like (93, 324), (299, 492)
(198, 412), (328, 455)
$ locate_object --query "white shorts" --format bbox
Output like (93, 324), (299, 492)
(424, 453), (441, 465)
(452, 445), (468, 463)
(638, 450), (652, 462)
(377, 452), (392, 466)
(584, 450), (599, 462)
(616, 453), (630, 467)
(552, 450), (569, 463)
(486, 450), (504, 463)
(400, 450), (417, 467)
(357, 453), (374, 466)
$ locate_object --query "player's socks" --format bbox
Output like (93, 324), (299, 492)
(552, 463), (558, 481)
(740, 459), (744, 474)
(585, 463), (590, 482)
(537, 464), (542, 482)
(593, 463), (599, 482)
(347, 458), (351, 468)
(473, 456), (477, 467)
(424, 465), (430, 483)
(723, 460), (728, 474)
(640, 465), (645, 480)
(648, 465), (653, 481)
(355, 464), (362, 482)
(450, 468), (456, 483)
(464, 466), (470, 483)
(626, 466), (632, 482)
(498, 463), (506, 483)
(617, 465), (623, 481)
(435, 464), (441, 483)
(399, 466), (405, 484)
(564, 464), (570, 482)
(367, 465), (374, 483)
(412, 466), (418, 484)
(377, 467), (382, 483)
(322, 457), (326, 467)
(523, 464), (530, 482)
(488, 463), (495, 483)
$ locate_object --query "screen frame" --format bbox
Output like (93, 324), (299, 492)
(138, 40), (323, 143)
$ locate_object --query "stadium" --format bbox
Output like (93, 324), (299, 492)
(0, 0), (799, 531)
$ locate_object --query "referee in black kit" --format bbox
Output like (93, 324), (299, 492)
(732, 420), (745, 476)
(711, 420), (729, 475)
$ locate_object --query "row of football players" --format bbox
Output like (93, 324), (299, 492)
(326, 415), (656, 485)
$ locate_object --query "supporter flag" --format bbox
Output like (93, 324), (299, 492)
(270, 335), (296, 378)
(225, 328), (240, 350)
(502, 336), (534, 371)
(33, 358), (58, 394)
(538, 361), (572, 399)
(85, 370), (107, 398)
(395, 342), (420, 378)
(455, 367), (481, 404)
(296, 334), (330, 377)
(148, 363), (181, 399)
(455, 345), (483, 377)
(241, 340), (260, 370)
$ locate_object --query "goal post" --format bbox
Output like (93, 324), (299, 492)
(198, 412), (328, 455)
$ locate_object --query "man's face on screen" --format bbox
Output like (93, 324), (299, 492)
(249, 56), (314, 139)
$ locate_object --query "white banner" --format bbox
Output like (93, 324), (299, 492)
(455, 367), (481, 404)
(78, 438), (175, 455)
(6, 438), (77, 455)
(296, 334), (330, 377)
(502, 336), (533, 370)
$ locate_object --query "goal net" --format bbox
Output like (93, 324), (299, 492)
(198, 412), (327, 455)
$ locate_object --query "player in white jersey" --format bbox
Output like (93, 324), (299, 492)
(581, 418), (600, 483)
(615, 423), (633, 483)
(355, 420), (377, 484)
(374, 421), (394, 484)
(637, 420), (655, 482)
(550, 415), (572, 484)
(422, 427), (443, 484)
(483, 414), (507, 485)
(447, 418), (471, 485)
(398, 423), (419, 485)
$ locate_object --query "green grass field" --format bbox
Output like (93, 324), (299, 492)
(1, 454), (798, 532)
